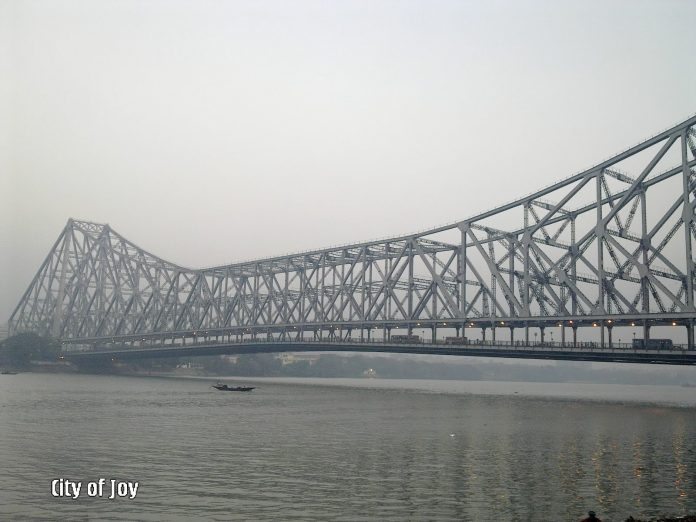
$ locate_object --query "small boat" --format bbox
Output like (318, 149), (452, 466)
(212, 382), (255, 392)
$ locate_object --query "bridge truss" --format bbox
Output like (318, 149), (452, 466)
(9, 115), (696, 350)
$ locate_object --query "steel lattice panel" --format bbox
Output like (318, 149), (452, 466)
(9, 115), (696, 345)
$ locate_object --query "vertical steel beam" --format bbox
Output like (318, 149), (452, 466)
(523, 205), (531, 317)
(459, 225), (467, 322)
(509, 235), (515, 318)
(51, 225), (72, 337)
(571, 217), (577, 316)
(683, 130), (695, 348)
(408, 240), (414, 334)
(641, 189), (650, 342)
(597, 172), (606, 323)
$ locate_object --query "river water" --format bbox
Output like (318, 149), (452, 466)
(1, 373), (695, 521)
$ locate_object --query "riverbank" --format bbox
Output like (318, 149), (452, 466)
(626, 515), (696, 522)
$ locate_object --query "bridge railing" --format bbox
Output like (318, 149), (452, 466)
(65, 335), (690, 355)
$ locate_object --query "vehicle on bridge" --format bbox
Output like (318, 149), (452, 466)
(631, 339), (673, 350)
(391, 335), (421, 343)
(444, 337), (468, 345)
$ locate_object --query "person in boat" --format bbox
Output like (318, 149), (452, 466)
(580, 510), (601, 522)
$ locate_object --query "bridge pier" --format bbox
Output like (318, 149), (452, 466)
(561, 325), (565, 346)
(509, 326), (514, 343)
(607, 326), (613, 349)
(643, 320), (650, 342)
(432, 326), (437, 343)
(572, 326), (577, 348)
(688, 321), (694, 350)
(540, 327), (545, 344)
(492, 326), (496, 342)
(482, 327), (486, 341)
(525, 324), (529, 344)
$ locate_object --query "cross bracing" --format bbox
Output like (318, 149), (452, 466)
(9, 115), (696, 349)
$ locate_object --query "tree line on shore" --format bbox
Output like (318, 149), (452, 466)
(0, 333), (61, 369)
(147, 352), (696, 385)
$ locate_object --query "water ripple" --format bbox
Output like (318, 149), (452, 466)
(1, 374), (696, 520)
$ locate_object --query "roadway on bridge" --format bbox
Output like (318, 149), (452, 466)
(63, 339), (696, 366)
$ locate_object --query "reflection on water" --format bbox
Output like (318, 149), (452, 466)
(1, 374), (695, 521)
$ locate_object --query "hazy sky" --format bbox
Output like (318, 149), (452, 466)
(1, 0), (695, 322)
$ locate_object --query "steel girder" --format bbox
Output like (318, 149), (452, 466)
(9, 115), (696, 342)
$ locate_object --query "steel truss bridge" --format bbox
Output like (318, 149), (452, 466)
(9, 115), (696, 365)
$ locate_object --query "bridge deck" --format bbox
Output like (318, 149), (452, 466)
(62, 339), (696, 366)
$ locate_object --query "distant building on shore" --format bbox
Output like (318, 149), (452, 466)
(277, 353), (321, 366)
(176, 361), (204, 370)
